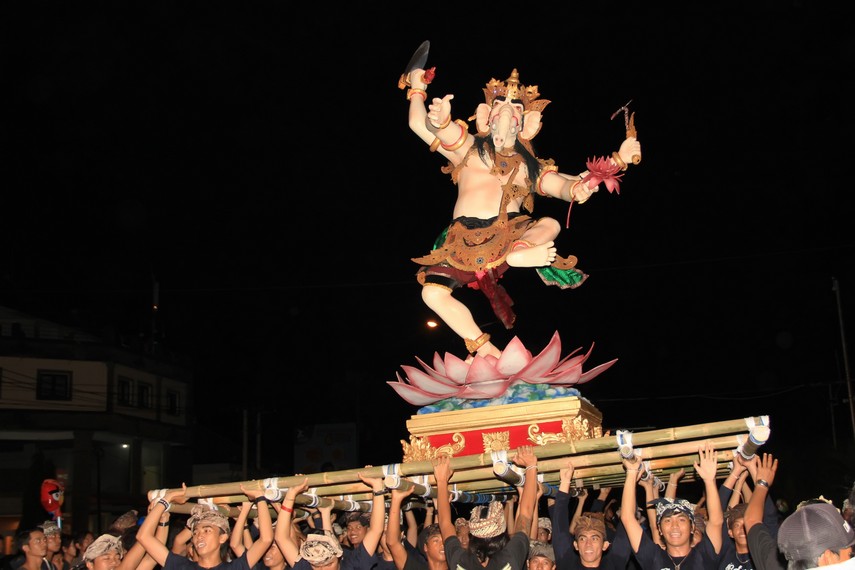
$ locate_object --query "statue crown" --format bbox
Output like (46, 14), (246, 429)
(483, 69), (550, 114)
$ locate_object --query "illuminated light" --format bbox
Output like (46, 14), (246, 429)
(426, 320), (439, 328)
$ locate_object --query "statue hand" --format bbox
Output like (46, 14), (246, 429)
(410, 68), (428, 90)
(618, 136), (641, 166)
(427, 94), (454, 129)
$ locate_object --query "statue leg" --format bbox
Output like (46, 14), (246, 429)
(421, 285), (502, 359)
(506, 217), (561, 267)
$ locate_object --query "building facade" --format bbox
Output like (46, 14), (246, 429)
(0, 305), (194, 546)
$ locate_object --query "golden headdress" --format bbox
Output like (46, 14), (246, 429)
(483, 69), (551, 114)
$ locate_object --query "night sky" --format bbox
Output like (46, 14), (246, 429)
(4, 3), (854, 491)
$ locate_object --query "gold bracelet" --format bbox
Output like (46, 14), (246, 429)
(429, 137), (442, 152)
(612, 151), (628, 171)
(536, 167), (557, 196)
(407, 88), (427, 101)
(436, 115), (452, 129)
(465, 332), (491, 354)
(441, 120), (469, 151)
(569, 180), (586, 203)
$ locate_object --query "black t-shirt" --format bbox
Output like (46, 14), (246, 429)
(551, 490), (632, 570)
(444, 531), (529, 570)
(745, 526), (784, 570)
(342, 542), (382, 570)
(164, 551), (251, 570)
(717, 539), (755, 570)
(634, 530), (721, 570)
(398, 530), (437, 570)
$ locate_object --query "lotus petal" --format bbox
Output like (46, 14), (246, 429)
(538, 365), (583, 385)
(414, 355), (455, 384)
(398, 365), (459, 393)
(391, 331), (616, 406)
(495, 336), (533, 375)
(481, 353), (501, 367)
(463, 354), (508, 383)
(442, 352), (475, 385)
(431, 352), (447, 375)
(387, 380), (455, 407)
(553, 345), (592, 372)
(458, 378), (514, 399)
(513, 331), (562, 380)
(577, 358), (618, 384)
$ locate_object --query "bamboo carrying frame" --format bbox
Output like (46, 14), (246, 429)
(150, 415), (769, 518)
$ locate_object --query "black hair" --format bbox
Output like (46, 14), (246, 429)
(473, 135), (542, 208)
(14, 528), (43, 554)
(468, 533), (509, 564)
(72, 530), (93, 548)
(725, 503), (747, 529)
(119, 525), (140, 552)
(417, 524), (441, 554)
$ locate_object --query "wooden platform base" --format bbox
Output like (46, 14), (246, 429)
(401, 396), (603, 462)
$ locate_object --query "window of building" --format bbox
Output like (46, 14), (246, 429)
(36, 370), (72, 401)
(166, 390), (181, 416)
(137, 382), (153, 409)
(117, 376), (134, 406)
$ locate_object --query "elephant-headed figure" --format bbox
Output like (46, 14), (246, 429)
(473, 68), (551, 157)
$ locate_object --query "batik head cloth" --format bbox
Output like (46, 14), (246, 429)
(468, 501), (506, 538)
(83, 534), (124, 561)
(300, 533), (343, 567)
(649, 498), (695, 526)
(187, 504), (230, 534)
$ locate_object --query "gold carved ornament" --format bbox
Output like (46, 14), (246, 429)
(527, 417), (603, 446)
(482, 430), (511, 453)
(401, 433), (465, 463)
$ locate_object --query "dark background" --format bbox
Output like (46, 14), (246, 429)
(4, 2), (854, 504)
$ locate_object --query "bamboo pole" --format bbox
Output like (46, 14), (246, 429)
(165, 461), (734, 514)
(168, 502), (314, 521)
(383, 477), (430, 497)
(381, 434), (745, 493)
(170, 495), (371, 514)
(147, 417), (761, 502)
(169, 451), (736, 508)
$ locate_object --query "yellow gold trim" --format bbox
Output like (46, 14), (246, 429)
(465, 333), (491, 354)
(536, 165), (558, 196)
(407, 397), (601, 436)
(482, 431), (510, 453)
(528, 415), (600, 446)
(441, 120), (469, 151)
(401, 433), (465, 462)
(407, 88), (427, 101)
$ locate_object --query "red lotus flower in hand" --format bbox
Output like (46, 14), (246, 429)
(582, 156), (623, 194)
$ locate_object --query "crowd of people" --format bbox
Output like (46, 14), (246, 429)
(3, 447), (854, 570)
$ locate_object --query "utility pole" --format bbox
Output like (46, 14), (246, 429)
(832, 277), (855, 440)
(242, 409), (249, 480)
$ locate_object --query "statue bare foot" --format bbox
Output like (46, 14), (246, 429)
(465, 341), (502, 363)
(506, 241), (556, 268)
